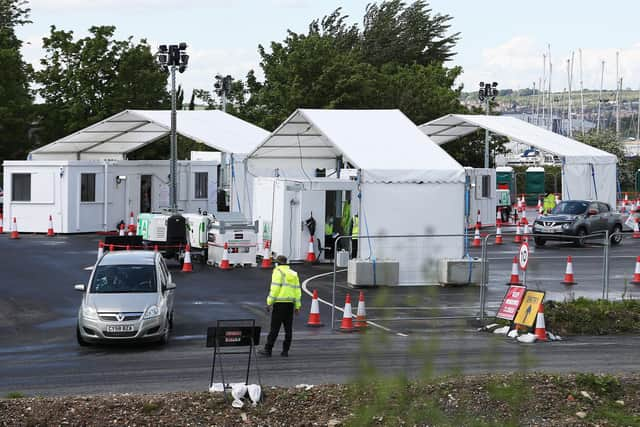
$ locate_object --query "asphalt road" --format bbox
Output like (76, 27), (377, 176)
(1, 232), (639, 397)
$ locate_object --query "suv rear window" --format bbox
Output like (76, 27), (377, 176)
(90, 265), (157, 293)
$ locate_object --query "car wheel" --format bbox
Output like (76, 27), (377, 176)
(169, 310), (175, 330)
(575, 228), (587, 247)
(159, 320), (170, 345)
(610, 225), (623, 245)
(534, 237), (546, 247)
(76, 325), (89, 347)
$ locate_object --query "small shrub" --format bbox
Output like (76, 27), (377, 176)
(5, 391), (25, 399)
(576, 373), (622, 398)
(544, 298), (640, 335)
(142, 401), (161, 414)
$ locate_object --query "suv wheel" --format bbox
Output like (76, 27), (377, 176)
(575, 228), (587, 248)
(534, 237), (546, 247)
(610, 225), (623, 245)
(159, 321), (170, 345)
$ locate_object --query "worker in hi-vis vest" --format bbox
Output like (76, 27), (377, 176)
(351, 214), (359, 258)
(259, 255), (301, 357)
(543, 192), (556, 214)
(325, 216), (335, 259)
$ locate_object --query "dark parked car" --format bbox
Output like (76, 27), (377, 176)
(532, 200), (623, 247)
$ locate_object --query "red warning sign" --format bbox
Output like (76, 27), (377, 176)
(496, 285), (526, 321)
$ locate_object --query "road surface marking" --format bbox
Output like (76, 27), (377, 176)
(302, 270), (405, 336)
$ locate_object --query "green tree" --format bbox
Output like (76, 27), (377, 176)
(0, 0), (33, 164)
(35, 25), (168, 144)
(237, 1), (463, 131)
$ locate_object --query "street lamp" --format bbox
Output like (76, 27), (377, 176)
(156, 43), (189, 213)
(214, 74), (233, 112)
(478, 81), (499, 169)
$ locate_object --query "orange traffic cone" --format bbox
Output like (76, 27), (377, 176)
(496, 207), (502, 223)
(514, 221), (522, 243)
(534, 304), (547, 342)
(0, 212), (3, 233)
(128, 211), (136, 235)
(219, 242), (231, 270)
(306, 289), (324, 327)
(47, 214), (55, 236)
(633, 219), (640, 239)
(472, 224), (481, 247)
(10, 217), (19, 239)
(631, 256), (640, 285)
(355, 291), (367, 330)
(339, 294), (354, 332)
(476, 209), (481, 228)
(97, 241), (104, 261)
(561, 256), (577, 285)
(119, 223), (125, 236)
(108, 243), (115, 252)
(495, 222), (503, 245)
(154, 244), (159, 253)
(261, 240), (272, 269)
(306, 236), (316, 263)
(522, 218), (530, 239)
(537, 198), (543, 214)
(507, 256), (522, 285)
(182, 244), (193, 272)
(125, 244), (131, 251)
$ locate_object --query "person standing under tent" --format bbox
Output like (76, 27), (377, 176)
(259, 256), (301, 357)
(351, 214), (359, 258)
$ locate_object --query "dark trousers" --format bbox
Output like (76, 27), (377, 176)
(265, 303), (294, 353)
(351, 238), (358, 258)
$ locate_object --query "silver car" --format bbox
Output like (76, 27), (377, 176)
(75, 250), (176, 345)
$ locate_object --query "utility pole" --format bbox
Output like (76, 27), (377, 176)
(478, 81), (498, 169)
(156, 43), (189, 213)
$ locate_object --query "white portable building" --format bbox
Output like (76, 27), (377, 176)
(420, 114), (618, 208)
(247, 109), (466, 283)
(3, 110), (268, 233)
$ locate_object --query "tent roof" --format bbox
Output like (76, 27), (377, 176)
(31, 109), (268, 159)
(420, 114), (617, 164)
(248, 109), (464, 175)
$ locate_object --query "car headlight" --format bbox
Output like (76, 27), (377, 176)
(82, 305), (98, 320)
(562, 223), (570, 229)
(533, 223), (542, 229)
(143, 305), (160, 319)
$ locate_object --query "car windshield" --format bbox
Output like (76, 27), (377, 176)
(551, 201), (589, 215)
(90, 264), (156, 293)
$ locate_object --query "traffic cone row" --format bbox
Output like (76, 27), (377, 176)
(306, 289), (324, 327)
(633, 218), (640, 239)
(219, 242), (231, 270)
(10, 217), (19, 239)
(260, 240), (272, 269)
(306, 236), (316, 263)
(534, 304), (547, 341)
(472, 224), (481, 247)
(47, 214), (55, 236)
(182, 244), (193, 272)
(339, 292), (368, 332)
(631, 256), (640, 285)
(495, 221), (503, 245)
(508, 256), (521, 285)
(561, 256), (577, 285)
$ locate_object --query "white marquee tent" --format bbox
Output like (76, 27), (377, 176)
(248, 109), (466, 283)
(420, 114), (618, 207)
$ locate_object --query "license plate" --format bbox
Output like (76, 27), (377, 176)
(106, 325), (135, 333)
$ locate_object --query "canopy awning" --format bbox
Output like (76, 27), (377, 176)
(31, 109), (269, 160)
(248, 109), (465, 183)
(420, 114), (617, 165)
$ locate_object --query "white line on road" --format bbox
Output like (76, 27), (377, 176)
(302, 270), (403, 336)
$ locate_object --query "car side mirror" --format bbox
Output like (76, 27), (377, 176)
(165, 282), (176, 290)
(74, 284), (86, 291)
(587, 209), (598, 216)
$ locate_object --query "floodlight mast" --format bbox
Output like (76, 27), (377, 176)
(478, 81), (498, 169)
(156, 43), (189, 213)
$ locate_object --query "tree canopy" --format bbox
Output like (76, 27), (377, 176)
(34, 25), (169, 144)
(235, 0), (464, 131)
(0, 0), (33, 163)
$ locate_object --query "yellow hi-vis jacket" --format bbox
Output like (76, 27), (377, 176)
(352, 216), (359, 239)
(267, 265), (301, 310)
(543, 193), (556, 214)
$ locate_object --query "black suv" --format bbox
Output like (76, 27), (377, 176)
(532, 200), (623, 247)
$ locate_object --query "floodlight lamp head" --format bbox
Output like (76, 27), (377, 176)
(179, 42), (187, 50)
(180, 53), (189, 65)
(156, 52), (168, 65)
(158, 45), (167, 52)
(178, 65), (187, 73)
(479, 81), (485, 87)
(492, 81), (498, 87)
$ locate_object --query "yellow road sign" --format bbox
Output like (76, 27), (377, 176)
(513, 290), (545, 327)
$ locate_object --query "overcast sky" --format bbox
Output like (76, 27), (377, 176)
(17, 0), (640, 98)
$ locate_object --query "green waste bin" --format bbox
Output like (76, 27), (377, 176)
(525, 167), (545, 206)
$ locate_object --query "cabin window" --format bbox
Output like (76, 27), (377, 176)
(12, 173), (31, 201)
(194, 172), (208, 199)
(81, 173), (96, 202)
